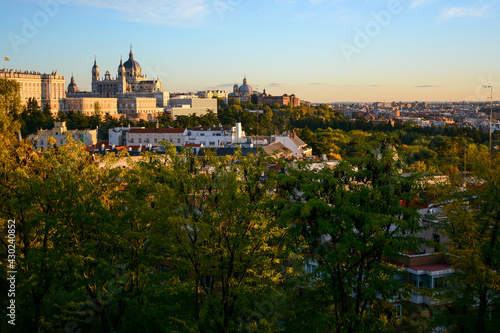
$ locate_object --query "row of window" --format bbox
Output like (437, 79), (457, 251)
(410, 274), (449, 289)
(129, 137), (182, 144)
(196, 133), (225, 136)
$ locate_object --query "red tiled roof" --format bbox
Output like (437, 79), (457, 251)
(128, 128), (186, 134)
(409, 263), (451, 272)
(115, 145), (144, 152)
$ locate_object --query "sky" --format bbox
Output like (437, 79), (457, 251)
(1, 0), (499, 103)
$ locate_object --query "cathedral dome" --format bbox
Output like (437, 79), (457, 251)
(67, 75), (79, 93)
(123, 46), (142, 77)
(238, 76), (253, 94)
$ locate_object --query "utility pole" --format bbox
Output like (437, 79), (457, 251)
(484, 85), (494, 155)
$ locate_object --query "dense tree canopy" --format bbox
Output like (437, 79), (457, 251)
(1, 85), (499, 332)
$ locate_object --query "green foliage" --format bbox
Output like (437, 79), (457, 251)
(275, 140), (424, 332)
(432, 151), (500, 332)
(0, 77), (22, 134)
(3, 82), (499, 332)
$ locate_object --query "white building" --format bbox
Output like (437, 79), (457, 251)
(271, 132), (312, 158)
(126, 128), (188, 146)
(185, 125), (235, 148)
(109, 126), (145, 146)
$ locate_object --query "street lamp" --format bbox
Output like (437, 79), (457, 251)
(484, 85), (493, 155)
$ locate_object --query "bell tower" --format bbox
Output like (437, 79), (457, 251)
(92, 56), (100, 94)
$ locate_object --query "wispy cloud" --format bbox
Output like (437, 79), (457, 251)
(70, 0), (212, 27)
(214, 83), (235, 88)
(415, 85), (441, 88)
(441, 4), (491, 19)
(269, 82), (286, 87)
(410, 0), (437, 9)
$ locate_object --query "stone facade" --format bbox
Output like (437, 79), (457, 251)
(1, 68), (65, 114)
(167, 97), (217, 119)
(258, 92), (300, 107)
(61, 98), (118, 116)
(62, 47), (166, 118)
(91, 46), (162, 97)
(118, 97), (159, 115)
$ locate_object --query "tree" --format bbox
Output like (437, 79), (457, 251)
(276, 141), (424, 332)
(41, 103), (54, 129)
(149, 146), (286, 332)
(0, 77), (22, 134)
(89, 102), (102, 129)
(0, 130), (125, 332)
(433, 151), (500, 332)
(21, 97), (44, 136)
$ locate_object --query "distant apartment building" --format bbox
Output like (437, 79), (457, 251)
(166, 97), (217, 119)
(29, 122), (97, 149)
(126, 128), (188, 146)
(391, 204), (454, 308)
(432, 118), (455, 127)
(1, 68), (65, 113)
(118, 97), (161, 115)
(196, 90), (228, 104)
(186, 125), (236, 147)
(109, 127), (145, 146)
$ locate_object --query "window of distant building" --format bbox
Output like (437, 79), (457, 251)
(305, 264), (316, 274)
(434, 277), (447, 289)
(433, 234), (441, 243)
(394, 304), (402, 318)
(154, 138), (157, 143)
(139, 138), (142, 143)
(177, 138), (180, 143)
(130, 138), (134, 143)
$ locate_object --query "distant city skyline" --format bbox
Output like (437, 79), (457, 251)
(1, 0), (499, 103)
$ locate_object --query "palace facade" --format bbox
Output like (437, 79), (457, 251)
(1, 68), (65, 113)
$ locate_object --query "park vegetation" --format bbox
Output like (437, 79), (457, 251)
(1, 78), (499, 332)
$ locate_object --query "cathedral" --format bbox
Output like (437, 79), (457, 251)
(230, 76), (256, 102)
(90, 46), (162, 96)
(63, 47), (168, 119)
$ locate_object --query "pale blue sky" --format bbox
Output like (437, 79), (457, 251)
(1, 0), (499, 102)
